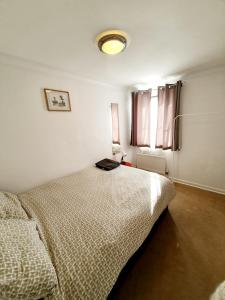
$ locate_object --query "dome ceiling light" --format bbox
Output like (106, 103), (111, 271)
(96, 30), (129, 55)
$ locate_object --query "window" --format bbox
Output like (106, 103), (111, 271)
(131, 81), (182, 151)
(137, 88), (158, 151)
(150, 88), (158, 150)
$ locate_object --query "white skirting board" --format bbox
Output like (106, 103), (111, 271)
(172, 177), (225, 195)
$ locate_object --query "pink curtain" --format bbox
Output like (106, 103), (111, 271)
(111, 103), (120, 144)
(156, 81), (182, 150)
(130, 90), (151, 147)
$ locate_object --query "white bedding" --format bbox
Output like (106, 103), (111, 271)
(18, 165), (176, 300)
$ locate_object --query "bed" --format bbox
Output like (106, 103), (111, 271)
(18, 165), (176, 300)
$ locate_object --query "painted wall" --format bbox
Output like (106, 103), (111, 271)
(127, 68), (225, 194)
(172, 68), (225, 194)
(0, 54), (224, 195)
(0, 55), (128, 193)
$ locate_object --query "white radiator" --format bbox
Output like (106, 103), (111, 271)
(136, 154), (166, 175)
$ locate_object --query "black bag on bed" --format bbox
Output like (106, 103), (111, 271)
(95, 158), (120, 171)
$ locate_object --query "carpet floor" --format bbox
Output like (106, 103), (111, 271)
(108, 183), (225, 300)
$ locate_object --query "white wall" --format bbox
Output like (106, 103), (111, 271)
(172, 68), (225, 194)
(0, 55), (128, 193)
(127, 67), (225, 194)
(1, 54), (224, 195)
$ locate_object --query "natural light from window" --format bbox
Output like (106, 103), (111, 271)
(150, 88), (158, 150)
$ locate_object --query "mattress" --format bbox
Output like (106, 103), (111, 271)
(18, 165), (176, 300)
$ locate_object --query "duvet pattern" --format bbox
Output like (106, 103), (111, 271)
(18, 166), (176, 300)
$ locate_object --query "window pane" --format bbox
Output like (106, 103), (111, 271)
(150, 96), (158, 149)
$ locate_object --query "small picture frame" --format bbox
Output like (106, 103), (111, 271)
(44, 89), (71, 111)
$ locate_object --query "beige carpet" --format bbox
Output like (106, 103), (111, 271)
(108, 183), (225, 300)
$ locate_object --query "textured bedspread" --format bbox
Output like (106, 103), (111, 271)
(18, 166), (175, 300)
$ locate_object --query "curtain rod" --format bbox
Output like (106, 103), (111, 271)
(131, 87), (170, 93)
(132, 81), (183, 93)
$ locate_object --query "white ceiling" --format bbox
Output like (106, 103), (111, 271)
(0, 0), (225, 86)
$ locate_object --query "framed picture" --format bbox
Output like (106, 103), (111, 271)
(44, 89), (71, 111)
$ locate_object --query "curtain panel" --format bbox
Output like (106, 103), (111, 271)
(111, 103), (120, 144)
(130, 90), (151, 147)
(156, 80), (182, 151)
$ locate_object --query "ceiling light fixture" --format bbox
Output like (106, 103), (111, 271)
(96, 30), (129, 55)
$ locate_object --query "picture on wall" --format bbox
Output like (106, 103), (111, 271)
(44, 89), (71, 111)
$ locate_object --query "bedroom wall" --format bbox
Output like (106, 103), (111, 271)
(0, 54), (128, 193)
(171, 67), (225, 194)
(127, 67), (225, 194)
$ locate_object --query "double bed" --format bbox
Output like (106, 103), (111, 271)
(17, 165), (175, 300)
